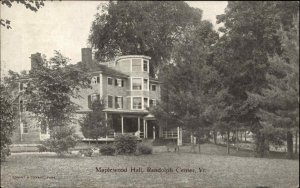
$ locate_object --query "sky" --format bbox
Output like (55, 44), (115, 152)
(0, 1), (227, 76)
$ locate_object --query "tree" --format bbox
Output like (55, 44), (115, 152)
(0, 84), (16, 160)
(24, 51), (90, 130)
(251, 15), (299, 158)
(89, 1), (203, 76)
(214, 1), (299, 157)
(80, 98), (111, 144)
(1, 0), (45, 29)
(151, 21), (221, 151)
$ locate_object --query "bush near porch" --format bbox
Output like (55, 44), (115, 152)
(114, 134), (138, 155)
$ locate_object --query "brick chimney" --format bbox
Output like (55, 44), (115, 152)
(31, 53), (42, 70)
(81, 48), (92, 64)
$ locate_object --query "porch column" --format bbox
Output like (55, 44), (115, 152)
(105, 112), (108, 140)
(145, 121), (148, 138)
(177, 126), (182, 146)
(153, 126), (156, 140)
(121, 115), (124, 134)
(143, 119), (146, 138)
(138, 117), (140, 131)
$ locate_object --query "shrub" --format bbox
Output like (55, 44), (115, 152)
(1, 146), (11, 161)
(137, 143), (152, 155)
(100, 144), (115, 155)
(39, 126), (79, 156)
(114, 134), (138, 155)
(79, 148), (93, 157)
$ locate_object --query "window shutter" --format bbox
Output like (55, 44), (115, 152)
(121, 80), (124, 87)
(115, 97), (118, 109)
(121, 97), (123, 108)
(97, 76), (100, 83)
(97, 94), (100, 101)
(115, 79), (118, 86)
(88, 95), (91, 109)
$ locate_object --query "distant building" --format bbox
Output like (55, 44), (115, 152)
(11, 48), (183, 145)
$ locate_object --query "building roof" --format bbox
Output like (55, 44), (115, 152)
(76, 60), (129, 78)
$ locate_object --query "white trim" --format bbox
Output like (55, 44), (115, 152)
(99, 73), (103, 98)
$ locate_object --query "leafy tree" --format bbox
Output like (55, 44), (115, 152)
(0, 84), (16, 160)
(80, 99), (111, 144)
(1, 0), (45, 29)
(251, 15), (299, 158)
(38, 126), (79, 156)
(89, 1), (203, 76)
(151, 21), (221, 150)
(24, 51), (90, 130)
(214, 1), (299, 157)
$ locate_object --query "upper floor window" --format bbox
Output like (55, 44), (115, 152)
(144, 98), (148, 109)
(115, 96), (123, 109)
(108, 77), (113, 85)
(143, 60), (148, 72)
(132, 78), (142, 90)
(91, 76), (100, 84)
(108, 95), (113, 108)
(151, 84), (156, 91)
(143, 79), (148, 90)
(88, 94), (100, 109)
(150, 99), (156, 107)
(115, 79), (124, 87)
(132, 59), (141, 72)
(132, 97), (142, 109)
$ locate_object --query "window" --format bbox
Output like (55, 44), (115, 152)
(150, 99), (156, 107)
(143, 79), (148, 90)
(144, 98), (148, 109)
(132, 97), (142, 109)
(91, 94), (98, 102)
(41, 120), (47, 134)
(108, 77), (113, 85)
(143, 60), (148, 72)
(91, 76), (100, 84)
(115, 97), (123, 109)
(88, 94), (100, 109)
(108, 96), (113, 108)
(132, 59), (141, 72)
(23, 123), (28, 134)
(115, 79), (123, 87)
(132, 78), (142, 90)
(151, 84), (156, 91)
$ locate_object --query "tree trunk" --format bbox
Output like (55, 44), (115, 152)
(191, 133), (195, 153)
(287, 131), (293, 159)
(198, 143), (200, 153)
(240, 131), (242, 141)
(295, 130), (298, 154)
(227, 130), (230, 155)
(244, 132), (247, 142)
(213, 130), (217, 144)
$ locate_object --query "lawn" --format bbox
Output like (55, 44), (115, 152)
(1, 151), (299, 188)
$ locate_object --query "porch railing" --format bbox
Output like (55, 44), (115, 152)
(162, 130), (178, 139)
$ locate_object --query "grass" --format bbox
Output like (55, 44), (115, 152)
(1, 151), (299, 188)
